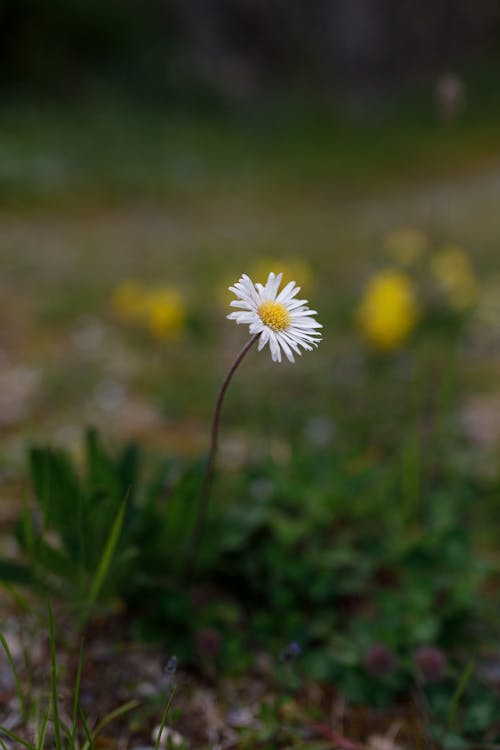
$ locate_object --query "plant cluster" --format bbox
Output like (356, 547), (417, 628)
(0, 267), (498, 747)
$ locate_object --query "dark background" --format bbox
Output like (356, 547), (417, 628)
(2, 0), (499, 107)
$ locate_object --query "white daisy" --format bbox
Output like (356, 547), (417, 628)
(227, 272), (322, 363)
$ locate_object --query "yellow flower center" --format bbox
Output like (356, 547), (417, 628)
(258, 300), (291, 330)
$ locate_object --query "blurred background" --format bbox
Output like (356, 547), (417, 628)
(0, 0), (499, 460)
(2, 5), (500, 743)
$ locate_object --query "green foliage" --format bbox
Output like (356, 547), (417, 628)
(170, 445), (494, 743)
(11, 429), (140, 605)
(26, 428), (137, 572)
(0, 430), (191, 614)
(0, 420), (497, 743)
(0, 428), (210, 625)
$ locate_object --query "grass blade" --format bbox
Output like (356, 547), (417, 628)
(72, 640), (84, 742)
(0, 726), (35, 750)
(448, 660), (474, 732)
(47, 602), (62, 750)
(79, 705), (94, 750)
(36, 698), (52, 750)
(0, 630), (26, 718)
(154, 686), (177, 750)
(90, 699), (139, 743)
(85, 499), (127, 614)
(59, 717), (77, 747)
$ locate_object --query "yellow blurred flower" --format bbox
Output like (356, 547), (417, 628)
(251, 257), (314, 291)
(357, 270), (419, 350)
(143, 287), (186, 340)
(111, 280), (147, 321)
(383, 227), (428, 267)
(430, 245), (479, 310)
(112, 280), (187, 341)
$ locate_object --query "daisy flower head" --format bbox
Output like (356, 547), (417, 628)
(227, 272), (322, 363)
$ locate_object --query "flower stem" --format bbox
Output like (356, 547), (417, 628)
(190, 333), (259, 565)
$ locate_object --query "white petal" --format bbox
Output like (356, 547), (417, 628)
(280, 330), (303, 355)
(258, 327), (270, 351)
(231, 312), (259, 324)
(227, 311), (255, 325)
(287, 329), (321, 346)
(276, 281), (299, 303)
(239, 275), (261, 306)
(290, 317), (323, 329)
(268, 331), (281, 362)
(284, 329), (313, 348)
(265, 272), (283, 300)
(276, 332), (295, 362)
(249, 321), (265, 334)
(290, 308), (320, 317)
(229, 300), (256, 310)
(228, 290), (252, 306)
(285, 298), (309, 310)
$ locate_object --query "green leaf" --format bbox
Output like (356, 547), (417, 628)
(29, 445), (81, 532)
(85, 499), (127, 612)
(26, 539), (82, 592)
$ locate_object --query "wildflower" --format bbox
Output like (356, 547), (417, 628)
(227, 272), (322, 363)
(383, 227), (428, 267)
(430, 245), (479, 310)
(363, 643), (397, 677)
(357, 269), (419, 350)
(143, 286), (186, 340)
(111, 280), (146, 321)
(414, 645), (447, 683)
(191, 270), (322, 565)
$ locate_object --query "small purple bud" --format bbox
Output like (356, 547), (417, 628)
(415, 646), (448, 683)
(363, 643), (397, 677)
(280, 642), (301, 662)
